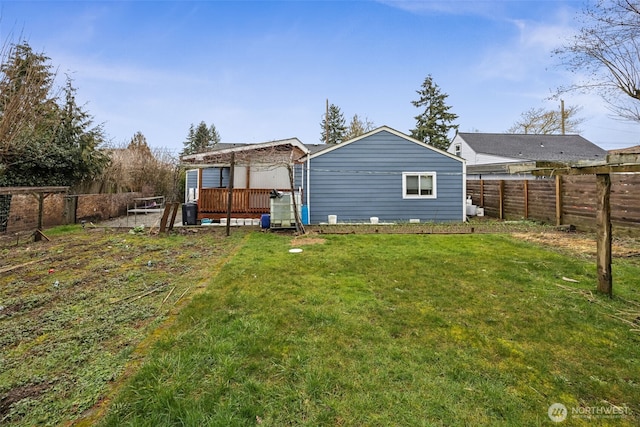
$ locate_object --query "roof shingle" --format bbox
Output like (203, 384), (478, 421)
(457, 133), (606, 162)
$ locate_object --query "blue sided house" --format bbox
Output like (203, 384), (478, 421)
(303, 126), (466, 224)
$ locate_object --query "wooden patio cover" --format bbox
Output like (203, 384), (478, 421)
(509, 152), (640, 297)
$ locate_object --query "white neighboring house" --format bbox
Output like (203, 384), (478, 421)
(448, 133), (607, 180)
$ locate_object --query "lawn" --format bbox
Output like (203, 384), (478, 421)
(95, 231), (640, 426)
(0, 226), (248, 426)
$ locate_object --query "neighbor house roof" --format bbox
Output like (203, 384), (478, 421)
(303, 143), (329, 155)
(456, 133), (607, 162)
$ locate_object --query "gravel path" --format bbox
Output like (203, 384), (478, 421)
(96, 210), (183, 228)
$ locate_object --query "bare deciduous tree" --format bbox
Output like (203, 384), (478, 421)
(92, 134), (179, 199)
(343, 114), (375, 141)
(555, 0), (640, 121)
(507, 104), (584, 134)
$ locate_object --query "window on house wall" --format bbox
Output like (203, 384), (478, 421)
(402, 172), (437, 199)
(454, 143), (461, 157)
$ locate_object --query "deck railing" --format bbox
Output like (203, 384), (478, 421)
(198, 188), (288, 214)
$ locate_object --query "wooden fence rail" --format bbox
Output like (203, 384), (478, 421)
(198, 188), (274, 214)
(467, 175), (640, 234)
(198, 188), (292, 215)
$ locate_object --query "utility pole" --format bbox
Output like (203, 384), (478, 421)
(561, 99), (565, 135)
(325, 98), (329, 145)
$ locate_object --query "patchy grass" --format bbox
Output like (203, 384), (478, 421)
(513, 231), (640, 263)
(99, 232), (640, 426)
(0, 226), (247, 426)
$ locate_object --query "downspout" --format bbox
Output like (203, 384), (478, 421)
(462, 159), (467, 221)
(184, 170), (190, 203)
(197, 168), (203, 203)
(299, 159), (304, 197)
(306, 155), (311, 219)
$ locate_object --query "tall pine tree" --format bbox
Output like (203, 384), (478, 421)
(0, 43), (56, 166)
(410, 75), (458, 150)
(52, 75), (109, 185)
(320, 103), (346, 144)
(181, 121), (221, 156)
(0, 42), (107, 187)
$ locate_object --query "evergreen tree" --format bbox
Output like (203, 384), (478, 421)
(0, 43), (56, 164)
(320, 104), (346, 144)
(52, 76), (109, 184)
(343, 114), (375, 141)
(125, 131), (158, 192)
(181, 121), (220, 156)
(0, 43), (107, 187)
(128, 131), (152, 156)
(410, 75), (458, 150)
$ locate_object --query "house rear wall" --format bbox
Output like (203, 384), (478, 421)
(307, 131), (464, 223)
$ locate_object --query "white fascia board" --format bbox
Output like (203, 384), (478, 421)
(309, 125), (464, 163)
(181, 138), (309, 163)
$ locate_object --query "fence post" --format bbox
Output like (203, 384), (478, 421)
(499, 180), (505, 220)
(480, 179), (484, 207)
(523, 180), (529, 219)
(555, 175), (563, 226)
(63, 195), (78, 225)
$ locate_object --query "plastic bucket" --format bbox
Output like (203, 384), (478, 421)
(370, 217), (379, 224)
(328, 215), (337, 224)
(260, 214), (271, 229)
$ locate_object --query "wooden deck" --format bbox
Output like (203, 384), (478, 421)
(197, 188), (288, 220)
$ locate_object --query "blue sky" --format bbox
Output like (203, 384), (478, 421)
(2, 0), (639, 153)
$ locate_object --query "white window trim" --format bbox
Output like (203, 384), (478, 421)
(402, 172), (437, 199)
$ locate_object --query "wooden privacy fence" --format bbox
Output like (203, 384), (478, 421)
(467, 175), (640, 233)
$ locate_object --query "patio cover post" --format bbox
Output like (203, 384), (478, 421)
(596, 173), (612, 297)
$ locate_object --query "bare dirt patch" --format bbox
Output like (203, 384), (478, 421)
(512, 231), (640, 259)
(0, 382), (50, 420)
(290, 234), (326, 246)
